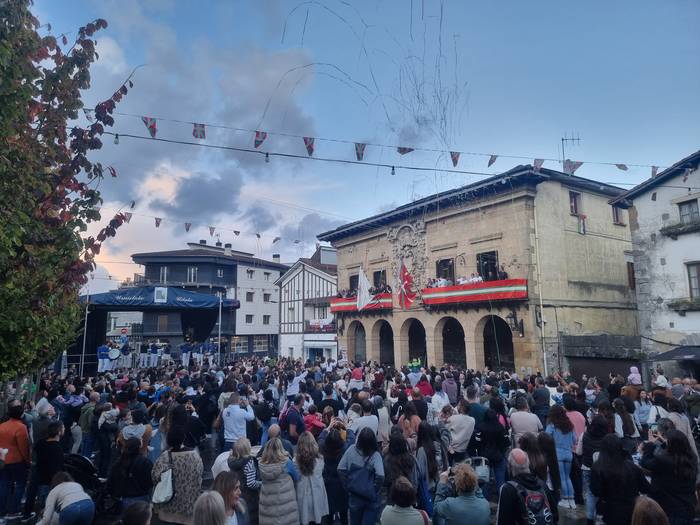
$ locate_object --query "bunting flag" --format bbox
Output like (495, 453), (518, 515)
(683, 168), (691, 183)
(272, 237), (281, 243)
(397, 146), (414, 155)
(209, 226), (215, 237)
(450, 151), (460, 167)
(141, 116), (157, 138)
(303, 137), (315, 156)
(254, 130), (267, 148)
(488, 155), (498, 167)
(154, 217), (162, 227)
(533, 159), (544, 171)
(130, 200), (136, 209)
(184, 222), (191, 232)
(123, 212), (132, 223)
(107, 166), (117, 177)
(563, 159), (583, 175)
(651, 166), (659, 177)
(615, 164), (628, 171)
(192, 123), (206, 139)
(255, 233), (261, 239)
(355, 143), (366, 161)
(398, 262), (417, 310)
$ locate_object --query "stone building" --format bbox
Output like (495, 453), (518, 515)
(611, 150), (700, 376)
(318, 165), (640, 377)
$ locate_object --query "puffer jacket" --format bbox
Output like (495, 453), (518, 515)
(258, 460), (299, 525)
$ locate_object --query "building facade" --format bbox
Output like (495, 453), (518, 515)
(318, 165), (640, 377)
(130, 240), (287, 356)
(611, 150), (700, 375)
(277, 246), (338, 360)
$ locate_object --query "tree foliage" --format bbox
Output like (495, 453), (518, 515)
(0, 0), (130, 378)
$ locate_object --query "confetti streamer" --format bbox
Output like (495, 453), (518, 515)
(254, 130), (267, 148)
(141, 117), (157, 138)
(192, 123), (206, 139)
(683, 168), (691, 183)
(355, 143), (366, 161)
(272, 236), (281, 243)
(256, 233), (261, 239)
(107, 166), (117, 177)
(450, 151), (460, 167)
(233, 230), (240, 236)
(303, 137), (315, 156)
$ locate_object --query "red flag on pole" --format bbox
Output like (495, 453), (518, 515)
(399, 262), (417, 310)
(254, 131), (267, 148)
(154, 217), (162, 227)
(450, 151), (460, 167)
(355, 143), (366, 161)
(303, 137), (315, 156)
(488, 154), (498, 167)
(184, 222), (191, 232)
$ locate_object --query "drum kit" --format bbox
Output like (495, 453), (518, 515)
(108, 347), (121, 361)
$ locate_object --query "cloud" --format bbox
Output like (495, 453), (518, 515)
(241, 204), (278, 233)
(277, 213), (345, 251)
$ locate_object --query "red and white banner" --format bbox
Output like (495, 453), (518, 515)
(303, 137), (315, 156)
(254, 130), (267, 149)
(422, 279), (528, 306)
(141, 116), (157, 138)
(450, 151), (460, 167)
(330, 292), (393, 313)
(355, 142), (366, 161)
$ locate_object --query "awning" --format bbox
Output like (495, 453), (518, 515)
(646, 346), (700, 362)
(80, 286), (239, 310)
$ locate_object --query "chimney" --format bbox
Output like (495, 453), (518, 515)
(272, 253), (281, 263)
(224, 243), (232, 248)
(215, 241), (222, 247)
(199, 239), (207, 245)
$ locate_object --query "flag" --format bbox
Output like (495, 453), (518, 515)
(233, 230), (240, 236)
(450, 151), (460, 167)
(533, 159), (544, 171)
(399, 262), (417, 310)
(615, 164), (628, 171)
(154, 217), (162, 227)
(107, 166), (117, 177)
(356, 269), (374, 311)
(303, 137), (315, 156)
(184, 222), (191, 232)
(130, 200), (136, 209)
(141, 116), (157, 138)
(563, 159), (583, 175)
(355, 142), (366, 161)
(272, 237), (281, 243)
(683, 168), (691, 183)
(254, 130), (267, 148)
(488, 154), (498, 167)
(209, 226), (215, 237)
(255, 233), (261, 239)
(397, 146), (414, 155)
(123, 212), (132, 223)
(192, 123), (206, 139)
(651, 166), (659, 177)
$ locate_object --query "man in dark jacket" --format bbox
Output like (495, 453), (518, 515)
(442, 373), (459, 406)
(531, 378), (551, 427)
(23, 421), (65, 519)
(497, 448), (558, 525)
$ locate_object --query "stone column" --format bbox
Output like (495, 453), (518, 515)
(426, 334), (438, 369)
(394, 335), (409, 367)
(366, 322), (380, 363)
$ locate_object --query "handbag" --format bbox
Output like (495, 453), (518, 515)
(347, 456), (376, 502)
(152, 452), (175, 504)
(464, 456), (490, 484)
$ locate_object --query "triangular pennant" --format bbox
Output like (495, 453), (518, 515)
(209, 226), (215, 237)
(272, 236), (281, 243)
(397, 146), (414, 155)
(533, 159), (544, 171)
(130, 200), (136, 209)
(192, 123), (206, 139)
(563, 159), (583, 175)
(449, 151), (460, 167)
(615, 164), (628, 171)
(141, 116), (157, 138)
(107, 166), (117, 177)
(255, 233), (261, 239)
(154, 217), (162, 228)
(233, 230), (240, 236)
(303, 137), (315, 156)
(651, 166), (659, 178)
(123, 212), (132, 223)
(683, 167), (691, 183)
(254, 130), (267, 149)
(355, 143), (366, 161)
(488, 154), (498, 167)
(184, 222), (191, 232)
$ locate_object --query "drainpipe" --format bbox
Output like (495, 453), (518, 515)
(533, 201), (549, 376)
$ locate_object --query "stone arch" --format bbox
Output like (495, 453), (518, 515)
(346, 320), (367, 362)
(371, 319), (395, 366)
(475, 314), (514, 371)
(435, 316), (466, 367)
(400, 318), (427, 366)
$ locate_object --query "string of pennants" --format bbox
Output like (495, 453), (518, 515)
(90, 108), (664, 177)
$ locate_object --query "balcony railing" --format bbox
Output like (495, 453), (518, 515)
(304, 319), (336, 333)
(330, 292), (393, 313)
(660, 219), (700, 240)
(421, 278), (528, 306)
(667, 297), (700, 312)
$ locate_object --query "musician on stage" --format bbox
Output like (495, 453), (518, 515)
(139, 341), (150, 368)
(149, 341), (159, 368)
(97, 341), (110, 373)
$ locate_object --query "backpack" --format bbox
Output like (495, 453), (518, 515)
(508, 480), (553, 525)
(346, 455), (377, 503)
(279, 402), (292, 431)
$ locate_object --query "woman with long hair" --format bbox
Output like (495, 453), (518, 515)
(320, 428), (352, 525)
(295, 432), (329, 525)
(383, 429), (418, 503)
(478, 409), (510, 500)
(634, 389), (652, 436)
(537, 432), (563, 504)
(106, 437), (153, 509)
(397, 401), (420, 441)
(193, 491), (227, 525)
(37, 472), (94, 525)
(518, 433), (548, 484)
(545, 405), (576, 508)
(630, 496), (670, 525)
(666, 398), (699, 459)
(416, 421), (438, 487)
(212, 471), (249, 525)
(579, 415), (609, 525)
(591, 434), (650, 525)
(258, 437), (299, 525)
(226, 438), (260, 525)
(612, 398), (639, 453)
(640, 429), (698, 524)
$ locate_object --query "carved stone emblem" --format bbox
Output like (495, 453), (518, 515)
(387, 220), (428, 289)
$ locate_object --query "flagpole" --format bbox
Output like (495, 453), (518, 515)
(80, 295), (90, 377)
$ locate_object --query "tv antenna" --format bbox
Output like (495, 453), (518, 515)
(561, 133), (582, 164)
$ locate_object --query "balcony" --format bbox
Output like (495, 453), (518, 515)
(667, 298), (700, 312)
(421, 278), (528, 306)
(305, 319), (336, 333)
(330, 292), (393, 313)
(660, 219), (700, 240)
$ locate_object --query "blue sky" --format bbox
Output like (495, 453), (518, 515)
(33, 0), (700, 291)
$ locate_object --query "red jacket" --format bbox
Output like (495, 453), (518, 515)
(416, 379), (434, 397)
(0, 419), (30, 465)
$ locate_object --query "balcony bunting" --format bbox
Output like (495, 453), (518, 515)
(154, 217), (162, 227)
(399, 262), (417, 310)
(356, 269), (374, 310)
(533, 159), (544, 171)
(184, 222), (191, 232)
(488, 154), (498, 167)
(141, 116), (157, 138)
(209, 226), (215, 237)
(123, 212), (132, 223)
(303, 137), (315, 156)
(615, 164), (628, 171)
(192, 123), (206, 139)
(450, 151), (460, 167)
(563, 159), (583, 175)
(355, 142), (366, 161)
(254, 130), (267, 148)
(397, 146), (414, 155)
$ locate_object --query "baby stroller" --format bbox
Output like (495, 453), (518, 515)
(63, 454), (120, 516)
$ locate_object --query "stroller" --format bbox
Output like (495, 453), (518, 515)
(63, 454), (120, 516)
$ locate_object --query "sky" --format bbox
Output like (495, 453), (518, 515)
(33, 0), (700, 293)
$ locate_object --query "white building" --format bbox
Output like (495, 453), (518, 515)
(277, 246), (338, 360)
(611, 150), (700, 375)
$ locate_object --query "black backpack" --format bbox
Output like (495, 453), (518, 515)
(508, 480), (553, 525)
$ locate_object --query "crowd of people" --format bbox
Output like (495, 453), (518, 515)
(0, 355), (698, 525)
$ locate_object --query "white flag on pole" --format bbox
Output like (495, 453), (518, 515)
(356, 269), (374, 310)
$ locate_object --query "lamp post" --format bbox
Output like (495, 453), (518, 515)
(79, 295), (90, 377)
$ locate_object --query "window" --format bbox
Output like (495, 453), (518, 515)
(253, 335), (268, 352)
(234, 336), (248, 353)
(373, 269), (387, 288)
(245, 314), (253, 324)
(349, 274), (359, 291)
(264, 272), (271, 281)
(263, 293), (271, 303)
(436, 259), (455, 283)
(186, 266), (198, 283)
(476, 251), (499, 281)
(263, 315), (271, 325)
(246, 291), (254, 302)
(612, 206), (624, 225)
(679, 199), (699, 224)
(627, 262), (636, 290)
(569, 191), (581, 215)
(689, 263), (700, 299)
(217, 268), (224, 278)
(157, 315), (168, 332)
(246, 269), (255, 279)
(159, 266), (168, 283)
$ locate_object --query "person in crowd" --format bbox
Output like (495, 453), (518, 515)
(212, 471), (249, 525)
(415, 375), (434, 398)
(107, 437), (154, 510)
(634, 389), (652, 436)
(258, 437), (299, 525)
(226, 438), (260, 525)
(254, 390), (278, 447)
(464, 385), (486, 425)
(666, 397), (699, 459)
(518, 432), (559, 503)
(23, 420), (64, 520)
(510, 396), (543, 445)
(397, 401), (421, 441)
(222, 393), (255, 451)
(630, 495), (670, 525)
(531, 377), (551, 427)
(648, 392), (670, 425)
(446, 399), (474, 463)
(338, 427), (385, 525)
(590, 434), (649, 525)
(121, 501), (152, 525)
(96, 402), (119, 477)
(151, 425), (204, 525)
(0, 399), (31, 517)
(383, 429), (418, 503)
(409, 390), (429, 422)
(578, 415), (608, 525)
(433, 463), (490, 525)
(295, 431), (329, 525)
(77, 392), (99, 458)
(612, 398), (639, 453)
(349, 400), (379, 437)
(282, 395), (306, 445)
(193, 491), (227, 525)
(374, 396), (391, 449)
(477, 408), (509, 500)
(545, 405), (576, 509)
(380, 476), (429, 525)
(37, 472), (94, 525)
